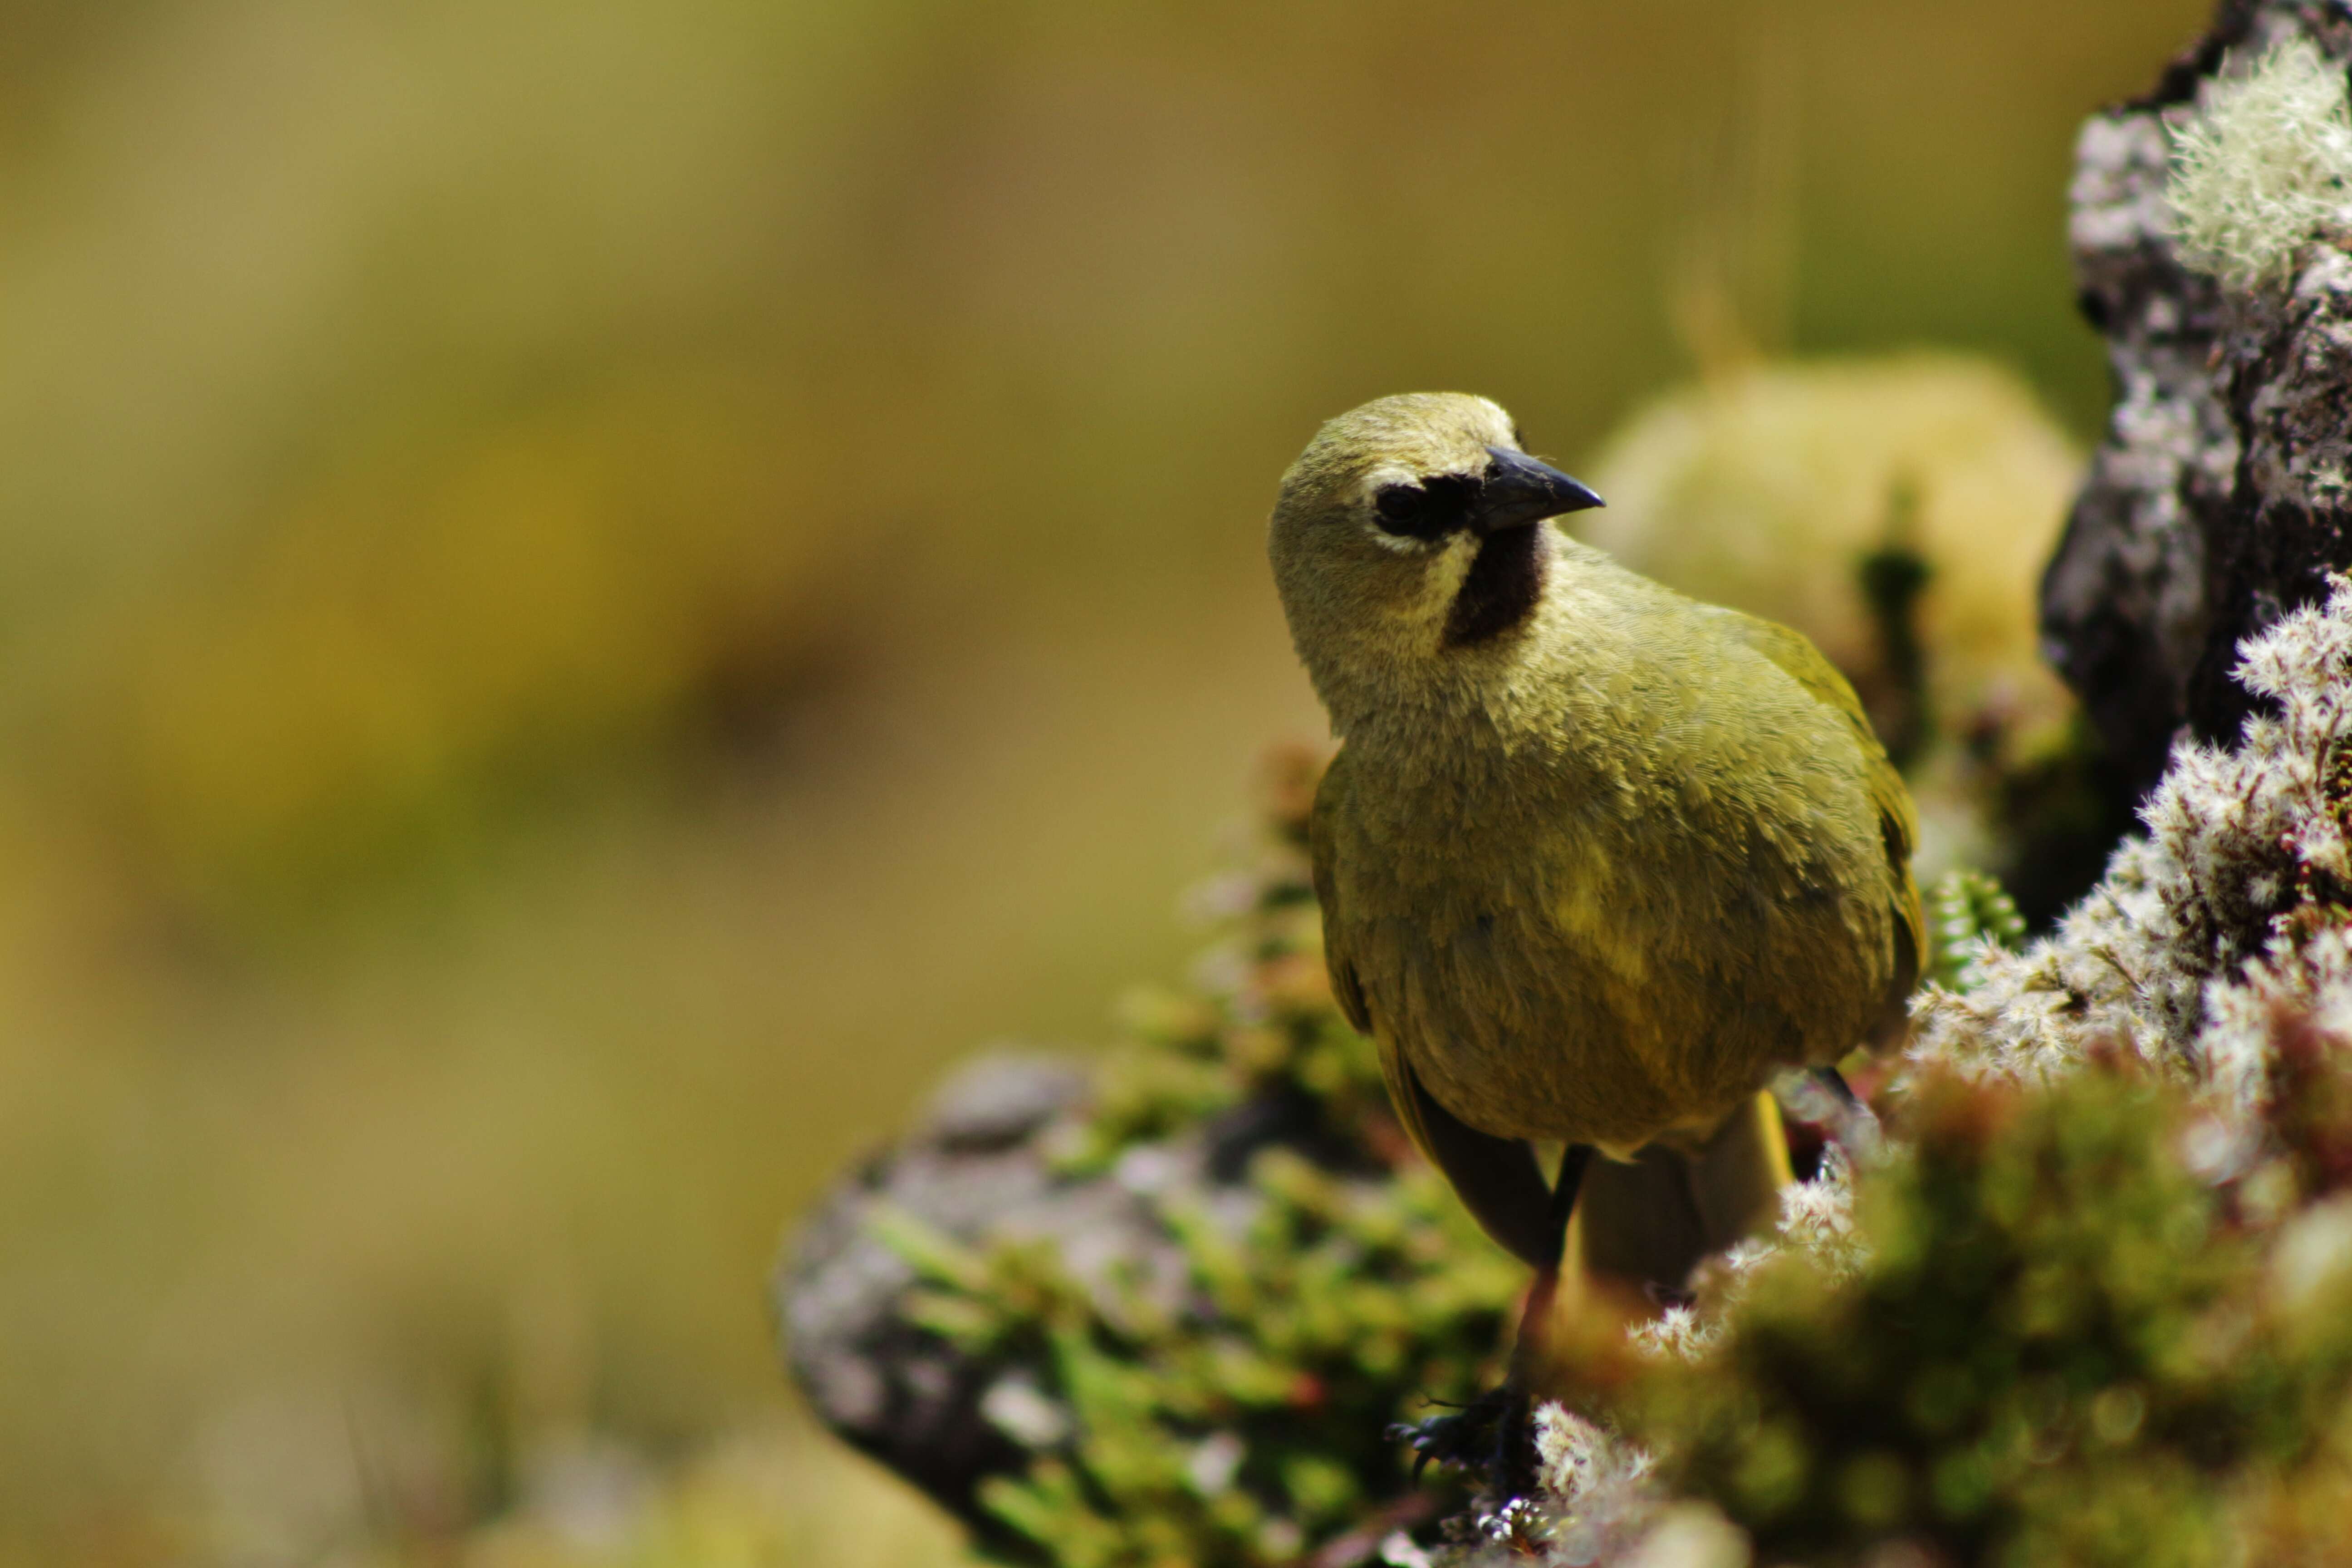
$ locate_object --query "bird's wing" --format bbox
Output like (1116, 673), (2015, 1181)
(1713, 608), (1926, 1013)
(1310, 750), (1558, 1267)
(1308, 751), (1375, 1038)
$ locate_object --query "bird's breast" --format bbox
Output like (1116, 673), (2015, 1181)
(1335, 756), (1880, 1149)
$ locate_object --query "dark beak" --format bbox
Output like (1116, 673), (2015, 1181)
(1471, 446), (1604, 534)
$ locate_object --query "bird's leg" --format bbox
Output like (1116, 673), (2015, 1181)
(1391, 1143), (1591, 1494)
(1809, 1066), (1884, 1160)
(1813, 1065), (1860, 1106)
(1495, 1143), (1591, 1495)
(1774, 1066), (1885, 1163)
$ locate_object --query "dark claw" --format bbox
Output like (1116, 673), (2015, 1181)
(1389, 1382), (1541, 1496)
(1388, 1385), (1514, 1482)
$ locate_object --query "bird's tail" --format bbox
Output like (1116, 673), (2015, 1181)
(1568, 1089), (1793, 1297)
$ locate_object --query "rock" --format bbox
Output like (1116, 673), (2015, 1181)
(776, 1053), (1104, 1530)
(2044, 0), (2352, 805)
(776, 1051), (1309, 1534)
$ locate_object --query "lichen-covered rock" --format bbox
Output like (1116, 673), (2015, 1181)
(780, 1053), (1104, 1529)
(1915, 575), (2352, 1122)
(2046, 0), (2352, 806)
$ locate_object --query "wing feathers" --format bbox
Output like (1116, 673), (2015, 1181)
(1714, 608), (1926, 1029)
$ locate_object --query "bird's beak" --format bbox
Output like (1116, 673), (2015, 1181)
(1471, 446), (1604, 534)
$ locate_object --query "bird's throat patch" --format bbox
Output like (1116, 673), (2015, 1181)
(1444, 525), (1547, 647)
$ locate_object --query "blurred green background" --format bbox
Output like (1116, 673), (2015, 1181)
(0, 0), (2206, 1561)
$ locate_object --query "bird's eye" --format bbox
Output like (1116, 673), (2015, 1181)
(1372, 475), (1476, 540)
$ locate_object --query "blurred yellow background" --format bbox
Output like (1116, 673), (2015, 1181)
(0, 1), (2205, 1561)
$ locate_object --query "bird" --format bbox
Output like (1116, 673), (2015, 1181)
(1267, 392), (1922, 1478)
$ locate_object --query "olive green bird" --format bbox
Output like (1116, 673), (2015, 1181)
(1268, 393), (1921, 1440)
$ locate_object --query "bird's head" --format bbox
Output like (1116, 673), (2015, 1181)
(1268, 392), (1602, 719)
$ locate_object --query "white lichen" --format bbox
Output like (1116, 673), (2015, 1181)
(1531, 1404), (1655, 1510)
(1436, 1407), (1751, 1568)
(2167, 36), (2352, 291)
(1435, 1407), (1667, 1568)
(1913, 575), (2352, 1129)
(1627, 1301), (1721, 1366)
(1769, 1142), (1868, 1281)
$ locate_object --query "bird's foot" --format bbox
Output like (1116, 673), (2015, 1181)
(1388, 1383), (1541, 1496)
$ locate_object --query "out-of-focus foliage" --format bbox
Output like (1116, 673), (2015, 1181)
(247, 1419), (974, 1568)
(1573, 354), (2097, 904)
(95, 379), (855, 909)
(1643, 1062), (2345, 1567)
(1435, 1052), (2352, 1564)
(875, 753), (1521, 1565)
(1578, 355), (2078, 764)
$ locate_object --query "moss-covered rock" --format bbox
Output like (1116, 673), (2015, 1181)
(784, 748), (1523, 1566)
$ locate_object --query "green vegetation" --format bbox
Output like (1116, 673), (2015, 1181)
(1644, 1059), (2352, 1565)
(1926, 869), (2027, 989)
(880, 755), (1520, 1565)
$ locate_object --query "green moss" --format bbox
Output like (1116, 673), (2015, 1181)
(875, 751), (1521, 1566)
